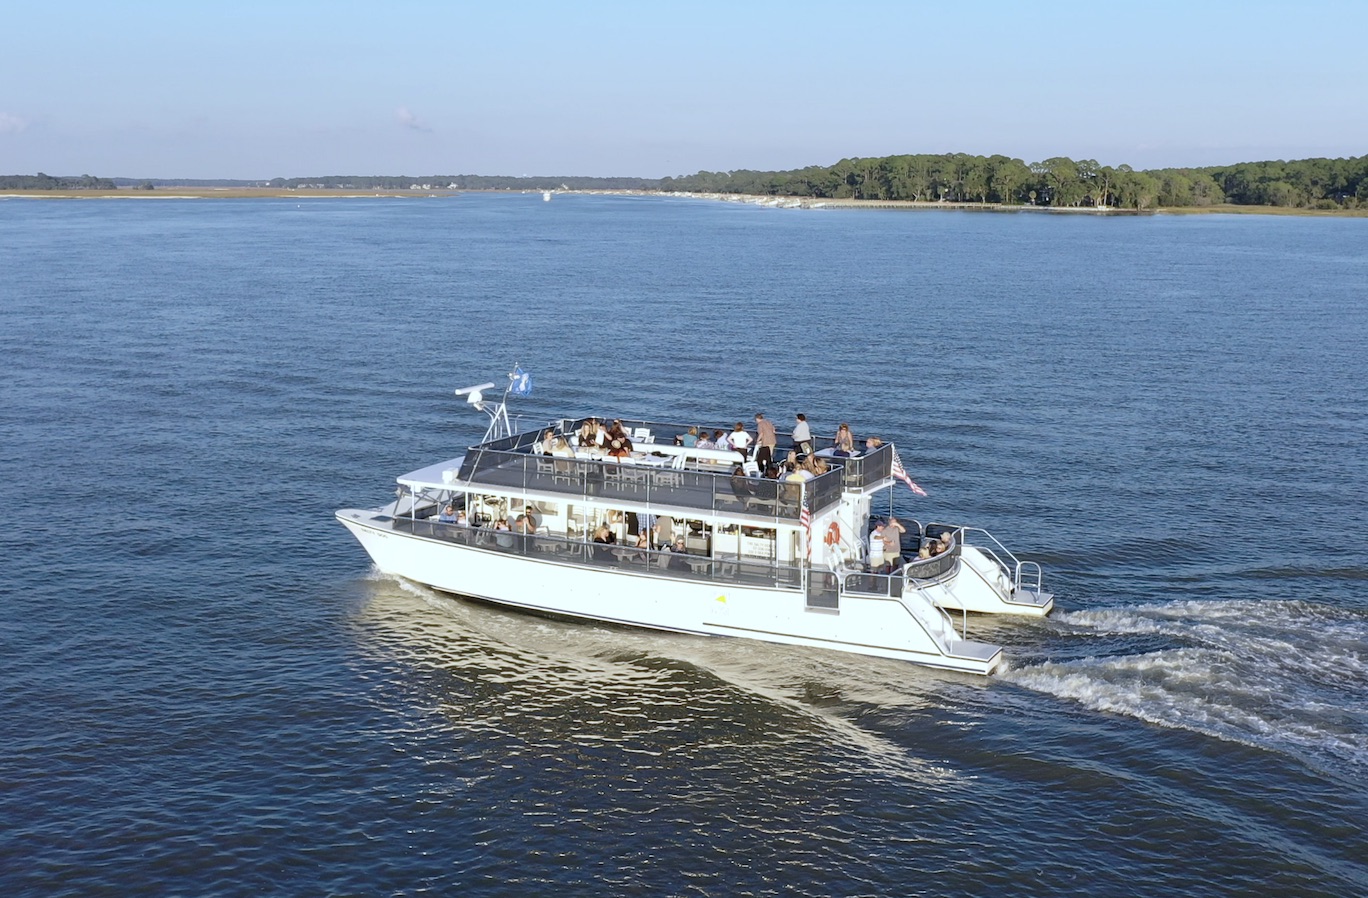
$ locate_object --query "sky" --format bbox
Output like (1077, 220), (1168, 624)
(2, 0), (1364, 180)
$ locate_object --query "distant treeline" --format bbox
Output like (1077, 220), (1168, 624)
(6, 154), (1367, 208)
(264, 174), (660, 191)
(659, 154), (1368, 210)
(0, 172), (117, 190)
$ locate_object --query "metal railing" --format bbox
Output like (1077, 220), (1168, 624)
(455, 444), (844, 523)
(391, 516), (805, 590)
(828, 443), (893, 491)
(901, 541), (961, 582)
(946, 525), (1042, 594)
(839, 569), (905, 598)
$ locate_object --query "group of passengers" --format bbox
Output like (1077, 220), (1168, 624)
(540, 413), (886, 472)
(591, 515), (693, 569)
(866, 516), (955, 573)
(916, 531), (955, 560)
(538, 430), (576, 459)
(729, 450), (832, 491)
(559, 418), (636, 460)
(437, 502), (542, 535)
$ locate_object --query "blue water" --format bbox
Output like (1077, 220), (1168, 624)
(2, 194), (1366, 896)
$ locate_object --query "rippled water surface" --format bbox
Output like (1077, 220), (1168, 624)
(2, 195), (1366, 896)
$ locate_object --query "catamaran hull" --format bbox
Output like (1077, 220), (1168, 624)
(930, 545), (1054, 617)
(337, 510), (1001, 675)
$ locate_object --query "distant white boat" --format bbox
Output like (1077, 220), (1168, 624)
(543, 191), (552, 202)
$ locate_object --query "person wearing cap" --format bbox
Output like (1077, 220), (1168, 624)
(869, 521), (887, 571)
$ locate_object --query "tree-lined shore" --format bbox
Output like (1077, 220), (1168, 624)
(658, 154), (1368, 211)
(4, 152), (1366, 211)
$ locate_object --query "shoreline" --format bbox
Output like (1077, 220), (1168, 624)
(2, 187), (1363, 217)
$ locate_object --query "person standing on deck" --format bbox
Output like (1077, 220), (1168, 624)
(753, 413), (777, 470)
(792, 413), (813, 457)
(729, 422), (753, 461)
(881, 516), (907, 572)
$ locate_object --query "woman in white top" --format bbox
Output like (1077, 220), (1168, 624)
(728, 422), (753, 458)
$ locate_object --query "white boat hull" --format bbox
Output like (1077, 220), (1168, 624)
(338, 509), (1001, 674)
(927, 545), (1054, 617)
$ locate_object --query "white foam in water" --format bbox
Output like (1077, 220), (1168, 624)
(1005, 598), (1368, 771)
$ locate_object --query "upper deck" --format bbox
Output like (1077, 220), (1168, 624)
(430, 416), (897, 525)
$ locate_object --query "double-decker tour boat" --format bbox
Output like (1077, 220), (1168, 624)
(336, 370), (1052, 674)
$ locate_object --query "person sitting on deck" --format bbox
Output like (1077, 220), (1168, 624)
(592, 524), (617, 560)
(863, 436), (884, 454)
(682, 426), (699, 448)
(695, 429), (714, 450)
(551, 436), (575, 457)
(668, 538), (691, 571)
(606, 420), (634, 459)
(730, 463), (757, 501)
(538, 430), (555, 454)
(833, 423), (855, 457)
(714, 429), (731, 451)
(633, 530), (652, 562)
(438, 504), (458, 524)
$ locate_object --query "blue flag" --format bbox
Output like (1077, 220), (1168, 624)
(510, 366), (533, 397)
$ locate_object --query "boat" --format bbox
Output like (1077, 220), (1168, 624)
(336, 371), (1053, 675)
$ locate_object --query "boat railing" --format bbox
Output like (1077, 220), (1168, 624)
(823, 443), (894, 491)
(390, 516), (807, 590)
(839, 570), (905, 598)
(901, 541), (961, 583)
(522, 417), (895, 482)
(555, 416), (816, 453)
(947, 525), (1041, 593)
(456, 445), (844, 522)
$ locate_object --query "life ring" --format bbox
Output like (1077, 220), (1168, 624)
(824, 521), (842, 547)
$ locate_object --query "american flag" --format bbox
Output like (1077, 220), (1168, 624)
(891, 450), (928, 496)
(800, 490), (813, 560)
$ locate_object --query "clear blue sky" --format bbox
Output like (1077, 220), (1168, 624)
(2, 0), (1363, 179)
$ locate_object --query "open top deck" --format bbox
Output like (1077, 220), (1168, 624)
(414, 415), (897, 526)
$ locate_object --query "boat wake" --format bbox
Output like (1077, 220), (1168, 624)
(356, 570), (960, 789)
(1003, 598), (1368, 773)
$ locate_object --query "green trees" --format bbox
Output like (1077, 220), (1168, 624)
(1204, 156), (1366, 208)
(660, 152), (1363, 209)
(0, 173), (117, 190)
